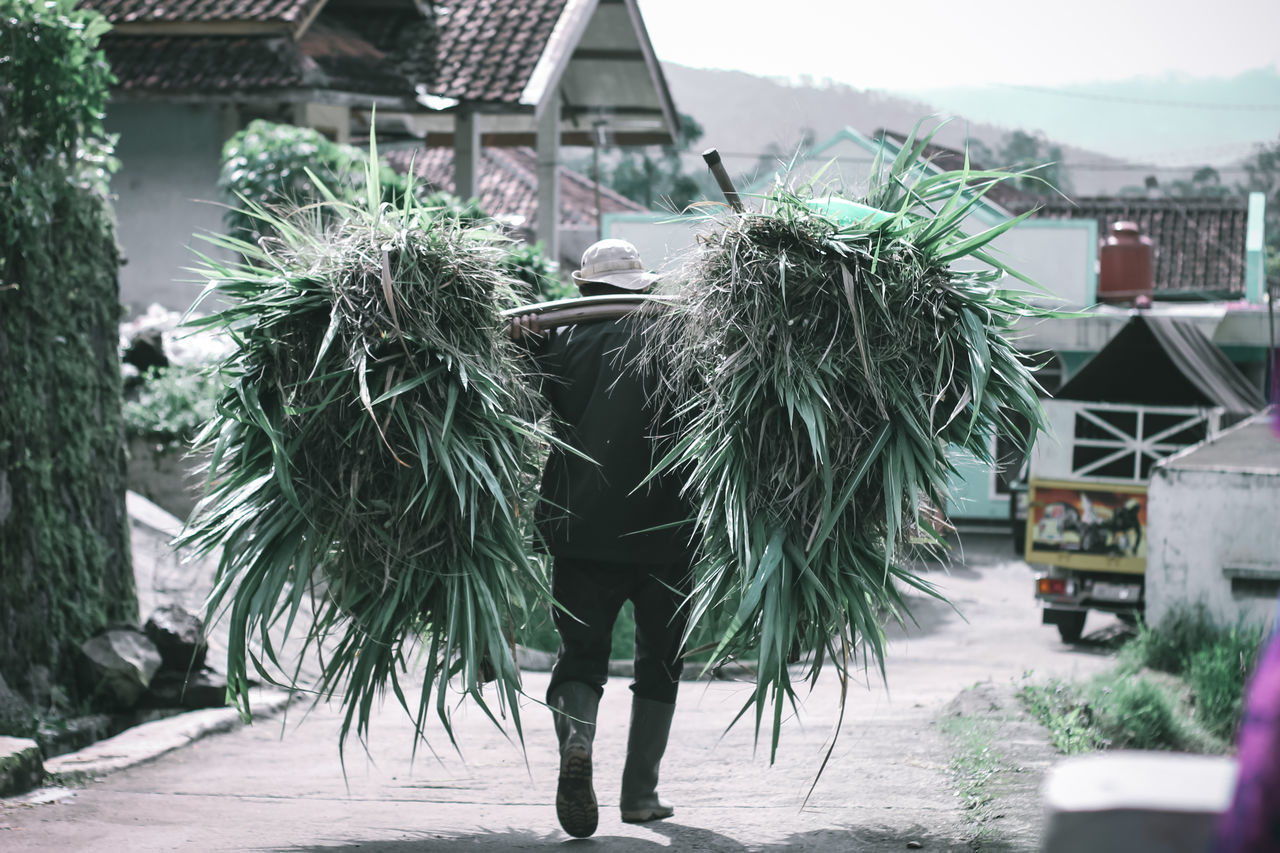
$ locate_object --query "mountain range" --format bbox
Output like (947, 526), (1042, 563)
(661, 63), (1280, 198)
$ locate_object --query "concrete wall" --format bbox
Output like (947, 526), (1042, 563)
(1147, 464), (1280, 630)
(106, 102), (237, 318)
(981, 219), (1097, 308)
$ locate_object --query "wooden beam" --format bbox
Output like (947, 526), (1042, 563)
(569, 48), (646, 61)
(536, 96), (563, 265)
(454, 108), (480, 202)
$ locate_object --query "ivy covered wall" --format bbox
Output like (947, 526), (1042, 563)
(0, 1), (135, 699)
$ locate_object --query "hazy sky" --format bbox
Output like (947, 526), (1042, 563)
(635, 0), (1280, 91)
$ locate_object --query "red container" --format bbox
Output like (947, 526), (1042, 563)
(1098, 221), (1154, 304)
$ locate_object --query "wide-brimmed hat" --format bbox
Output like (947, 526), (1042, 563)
(571, 239), (660, 291)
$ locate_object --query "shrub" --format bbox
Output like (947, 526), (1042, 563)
(1022, 674), (1189, 753)
(1020, 680), (1108, 754)
(502, 240), (572, 303)
(1091, 677), (1184, 750)
(1026, 608), (1267, 756)
(123, 364), (223, 446)
(1188, 623), (1265, 740)
(1125, 606), (1222, 674)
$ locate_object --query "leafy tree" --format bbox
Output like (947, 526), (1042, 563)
(605, 113), (707, 212)
(979, 130), (1069, 196)
(0, 0), (135, 710)
(1238, 136), (1280, 252)
(1162, 166), (1232, 198)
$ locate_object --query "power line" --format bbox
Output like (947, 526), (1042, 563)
(989, 82), (1280, 112)
(709, 151), (1260, 174)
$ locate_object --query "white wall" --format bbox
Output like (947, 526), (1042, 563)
(1147, 465), (1280, 630)
(982, 220), (1096, 308)
(107, 102), (235, 317)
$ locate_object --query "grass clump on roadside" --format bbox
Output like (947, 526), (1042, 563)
(1021, 607), (1266, 754)
(1021, 673), (1197, 754)
(941, 713), (1016, 840)
(178, 146), (552, 755)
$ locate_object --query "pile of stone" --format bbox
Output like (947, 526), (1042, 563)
(80, 604), (224, 713)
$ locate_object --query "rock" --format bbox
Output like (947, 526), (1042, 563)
(0, 736), (44, 797)
(80, 627), (163, 709)
(25, 665), (58, 712)
(146, 670), (227, 710)
(0, 673), (34, 735)
(121, 330), (168, 375)
(145, 604), (208, 672)
(35, 714), (114, 759)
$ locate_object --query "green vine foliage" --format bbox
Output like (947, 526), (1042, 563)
(0, 0), (135, 705)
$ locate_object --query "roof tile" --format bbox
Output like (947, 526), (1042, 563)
(94, 1), (573, 104)
(103, 35), (306, 92)
(383, 145), (647, 230)
(429, 0), (567, 103)
(79, 0), (321, 25)
(1007, 196), (1250, 297)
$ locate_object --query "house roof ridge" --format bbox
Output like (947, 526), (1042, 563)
(82, 0), (327, 34)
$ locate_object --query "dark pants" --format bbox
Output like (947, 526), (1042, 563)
(546, 556), (693, 705)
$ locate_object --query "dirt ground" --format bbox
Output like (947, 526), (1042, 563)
(0, 533), (1123, 852)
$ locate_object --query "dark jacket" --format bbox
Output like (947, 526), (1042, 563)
(528, 315), (693, 563)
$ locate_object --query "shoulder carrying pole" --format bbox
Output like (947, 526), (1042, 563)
(702, 148), (744, 213)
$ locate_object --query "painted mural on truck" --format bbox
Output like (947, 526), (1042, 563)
(1025, 478), (1148, 574)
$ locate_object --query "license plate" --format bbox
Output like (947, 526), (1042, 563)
(1091, 581), (1140, 602)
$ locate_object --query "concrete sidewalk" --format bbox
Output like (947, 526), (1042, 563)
(0, 580), (1115, 851)
(0, 666), (984, 852)
(1, 500), (1114, 851)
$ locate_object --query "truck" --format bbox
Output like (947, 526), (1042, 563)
(1016, 314), (1264, 642)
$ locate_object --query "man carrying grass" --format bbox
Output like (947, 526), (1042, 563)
(510, 238), (696, 838)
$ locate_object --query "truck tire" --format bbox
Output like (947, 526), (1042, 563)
(1056, 611), (1087, 643)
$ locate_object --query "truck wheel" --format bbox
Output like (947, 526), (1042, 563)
(1056, 611), (1087, 643)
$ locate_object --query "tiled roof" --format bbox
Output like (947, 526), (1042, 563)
(82, 0), (320, 25)
(85, 0), (571, 104)
(430, 0), (567, 103)
(97, 20), (414, 96)
(298, 22), (416, 96)
(103, 35), (307, 92)
(328, 0), (567, 103)
(1006, 196), (1250, 298)
(383, 146), (648, 229)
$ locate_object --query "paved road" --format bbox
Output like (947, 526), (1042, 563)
(0, 535), (1120, 852)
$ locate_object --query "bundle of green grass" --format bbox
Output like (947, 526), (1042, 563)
(648, 131), (1050, 761)
(179, 160), (548, 750)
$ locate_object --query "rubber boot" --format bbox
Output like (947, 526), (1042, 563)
(619, 695), (676, 823)
(549, 681), (599, 838)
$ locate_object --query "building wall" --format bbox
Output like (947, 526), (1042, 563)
(107, 102), (236, 317)
(946, 442), (1008, 521)
(1147, 466), (1280, 630)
